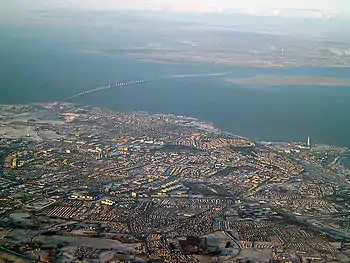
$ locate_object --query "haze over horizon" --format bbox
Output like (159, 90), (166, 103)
(3, 0), (350, 18)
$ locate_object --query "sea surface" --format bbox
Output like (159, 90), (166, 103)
(342, 153), (350, 169)
(1, 25), (350, 147)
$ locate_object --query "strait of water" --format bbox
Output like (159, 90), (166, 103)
(1, 26), (350, 147)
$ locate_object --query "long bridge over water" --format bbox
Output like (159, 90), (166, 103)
(63, 72), (231, 102)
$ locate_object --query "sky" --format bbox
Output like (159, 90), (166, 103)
(3, 0), (350, 15)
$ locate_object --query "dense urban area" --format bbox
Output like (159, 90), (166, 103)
(0, 103), (349, 263)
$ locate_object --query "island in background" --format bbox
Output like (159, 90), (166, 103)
(226, 75), (350, 86)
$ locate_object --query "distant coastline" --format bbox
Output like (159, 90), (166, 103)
(226, 75), (350, 87)
(92, 48), (350, 69)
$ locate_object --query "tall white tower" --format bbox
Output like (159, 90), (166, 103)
(307, 136), (311, 148)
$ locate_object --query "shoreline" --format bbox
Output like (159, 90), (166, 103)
(226, 75), (350, 87)
(1, 103), (349, 153)
(92, 49), (350, 69)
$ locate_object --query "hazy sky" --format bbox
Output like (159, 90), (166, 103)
(4, 0), (350, 14)
(83, 0), (350, 13)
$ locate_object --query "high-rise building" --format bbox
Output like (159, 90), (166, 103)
(307, 136), (311, 148)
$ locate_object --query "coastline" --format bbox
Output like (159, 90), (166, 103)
(226, 75), (350, 87)
(1, 103), (349, 154)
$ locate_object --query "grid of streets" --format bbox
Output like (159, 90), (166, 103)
(0, 104), (349, 263)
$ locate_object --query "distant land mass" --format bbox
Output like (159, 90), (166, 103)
(94, 31), (350, 69)
(226, 75), (350, 86)
(94, 46), (350, 68)
(78, 12), (350, 69)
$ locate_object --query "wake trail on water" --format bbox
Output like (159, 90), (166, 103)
(64, 72), (231, 102)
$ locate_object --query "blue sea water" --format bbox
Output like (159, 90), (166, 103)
(1, 25), (350, 147)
